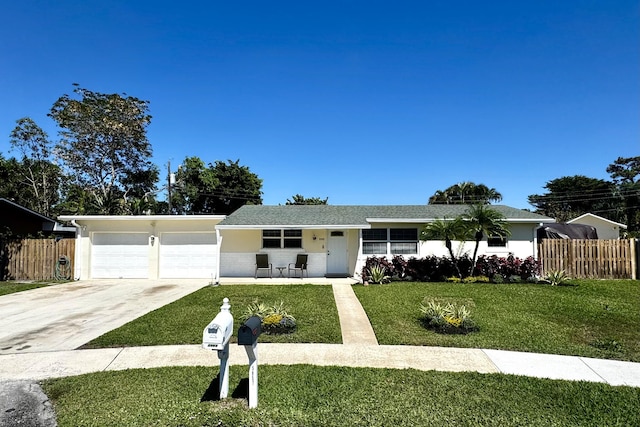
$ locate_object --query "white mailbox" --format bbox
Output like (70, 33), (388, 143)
(202, 298), (233, 350)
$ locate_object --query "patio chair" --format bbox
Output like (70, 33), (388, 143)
(288, 254), (308, 278)
(255, 253), (272, 278)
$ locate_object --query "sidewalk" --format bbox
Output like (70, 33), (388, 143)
(0, 283), (639, 388)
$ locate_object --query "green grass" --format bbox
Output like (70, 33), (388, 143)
(84, 284), (341, 348)
(0, 281), (55, 296)
(43, 365), (640, 427)
(354, 280), (640, 361)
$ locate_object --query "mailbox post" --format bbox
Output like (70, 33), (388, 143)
(238, 316), (262, 408)
(202, 298), (234, 399)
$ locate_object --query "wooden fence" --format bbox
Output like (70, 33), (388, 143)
(538, 239), (637, 280)
(0, 238), (75, 281)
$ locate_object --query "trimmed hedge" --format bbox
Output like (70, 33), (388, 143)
(361, 254), (540, 283)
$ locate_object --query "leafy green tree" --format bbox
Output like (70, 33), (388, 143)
(171, 156), (218, 214)
(607, 156), (640, 233)
(0, 154), (24, 203)
(286, 194), (328, 205)
(48, 85), (155, 214)
(209, 159), (262, 214)
(527, 175), (617, 223)
(420, 217), (469, 277)
(463, 204), (511, 274)
(429, 182), (502, 205)
(8, 118), (63, 216)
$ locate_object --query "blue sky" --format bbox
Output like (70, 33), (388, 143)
(1, 1), (638, 209)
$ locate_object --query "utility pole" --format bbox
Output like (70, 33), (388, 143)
(167, 161), (172, 214)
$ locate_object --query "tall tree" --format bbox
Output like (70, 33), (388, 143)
(429, 182), (502, 205)
(420, 217), (469, 277)
(170, 158), (262, 214)
(527, 175), (617, 223)
(286, 194), (328, 205)
(607, 156), (640, 233)
(463, 204), (511, 274)
(171, 156), (219, 214)
(48, 85), (155, 214)
(8, 118), (62, 216)
(209, 159), (262, 214)
(0, 154), (24, 203)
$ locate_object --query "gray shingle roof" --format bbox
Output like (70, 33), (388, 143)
(217, 205), (553, 228)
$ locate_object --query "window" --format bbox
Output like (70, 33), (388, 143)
(362, 229), (387, 254)
(390, 228), (418, 254)
(487, 235), (508, 247)
(262, 229), (302, 249)
(362, 228), (418, 255)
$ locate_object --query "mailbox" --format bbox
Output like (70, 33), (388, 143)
(238, 316), (262, 346)
(202, 299), (234, 351)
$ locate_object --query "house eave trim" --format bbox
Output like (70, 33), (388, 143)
(216, 224), (368, 230)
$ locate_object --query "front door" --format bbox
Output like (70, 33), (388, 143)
(326, 230), (349, 277)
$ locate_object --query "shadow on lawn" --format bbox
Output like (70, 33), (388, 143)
(201, 374), (249, 402)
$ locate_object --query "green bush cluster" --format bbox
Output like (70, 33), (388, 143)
(242, 300), (297, 334)
(419, 298), (478, 334)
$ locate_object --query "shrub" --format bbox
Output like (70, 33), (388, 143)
(242, 300), (296, 334)
(543, 270), (570, 286)
(419, 298), (478, 334)
(363, 254), (538, 283)
(368, 265), (391, 284)
(473, 255), (540, 281)
(361, 256), (394, 282)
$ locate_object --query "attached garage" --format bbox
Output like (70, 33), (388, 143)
(60, 215), (225, 280)
(91, 233), (150, 278)
(159, 232), (218, 279)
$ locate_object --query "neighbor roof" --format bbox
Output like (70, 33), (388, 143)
(217, 205), (554, 229)
(567, 213), (627, 229)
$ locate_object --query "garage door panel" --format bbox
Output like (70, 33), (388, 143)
(91, 233), (149, 279)
(160, 233), (217, 279)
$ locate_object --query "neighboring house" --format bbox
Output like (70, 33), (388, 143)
(0, 198), (74, 238)
(58, 215), (225, 280)
(216, 205), (555, 278)
(61, 205), (554, 280)
(567, 213), (627, 240)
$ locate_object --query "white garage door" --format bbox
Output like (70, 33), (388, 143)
(159, 233), (218, 279)
(91, 233), (149, 279)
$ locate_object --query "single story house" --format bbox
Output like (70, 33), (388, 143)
(567, 213), (627, 240)
(61, 205), (554, 280)
(1, 198), (74, 238)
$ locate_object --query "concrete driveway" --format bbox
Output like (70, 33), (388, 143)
(0, 280), (207, 355)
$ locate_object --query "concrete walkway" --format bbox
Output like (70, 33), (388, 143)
(0, 282), (639, 388)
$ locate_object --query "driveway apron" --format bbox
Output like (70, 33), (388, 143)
(0, 280), (206, 354)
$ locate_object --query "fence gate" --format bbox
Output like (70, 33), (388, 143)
(0, 238), (75, 281)
(538, 239), (637, 280)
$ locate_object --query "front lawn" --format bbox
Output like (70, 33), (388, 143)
(84, 284), (342, 348)
(43, 365), (640, 427)
(354, 280), (640, 361)
(0, 281), (55, 296)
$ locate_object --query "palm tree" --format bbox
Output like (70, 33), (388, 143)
(463, 204), (511, 274)
(429, 182), (502, 205)
(421, 217), (470, 277)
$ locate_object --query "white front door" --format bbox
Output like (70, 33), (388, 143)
(327, 230), (349, 276)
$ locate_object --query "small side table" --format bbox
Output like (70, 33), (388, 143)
(276, 266), (286, 277)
